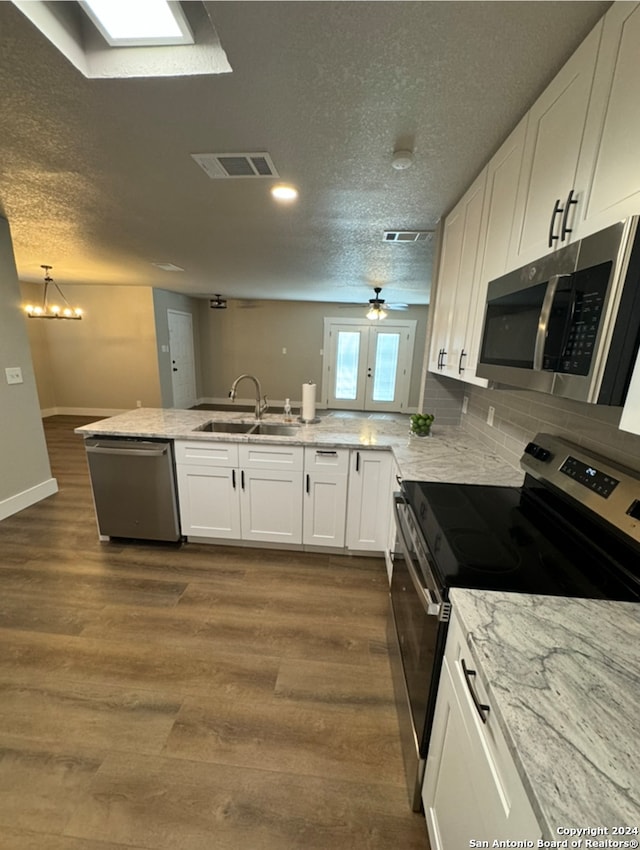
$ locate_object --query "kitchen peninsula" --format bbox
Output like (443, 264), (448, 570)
(76, 407), (524, 558)
(75, 408), (525, 486)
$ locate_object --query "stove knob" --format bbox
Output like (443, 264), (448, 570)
(524, 442), (552, 462)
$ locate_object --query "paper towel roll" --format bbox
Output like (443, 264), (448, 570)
(301, 382), (317, 422)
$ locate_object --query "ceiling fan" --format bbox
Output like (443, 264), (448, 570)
(364, 287), (409, 320)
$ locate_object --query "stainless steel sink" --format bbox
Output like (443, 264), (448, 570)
(252, 423), (300, 436)
(193, 420), (300, 436)
(194, 421), (256, 434)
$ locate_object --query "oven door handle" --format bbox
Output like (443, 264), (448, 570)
(393, 495), (443, 616)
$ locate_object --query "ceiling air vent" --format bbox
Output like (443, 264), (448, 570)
(191, 152), (279, 179)
(383, 230), (433, 243)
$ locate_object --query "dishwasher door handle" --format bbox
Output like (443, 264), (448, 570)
(86, 445), (168, 458)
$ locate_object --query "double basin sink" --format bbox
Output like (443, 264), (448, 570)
(194, 420), (300, 437)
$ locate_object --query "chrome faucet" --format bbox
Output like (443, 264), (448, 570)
(229, 374), (269, 420)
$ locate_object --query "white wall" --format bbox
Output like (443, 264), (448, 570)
(0, 217), (57, 519)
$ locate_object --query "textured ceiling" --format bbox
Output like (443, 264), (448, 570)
(0, 1), (610, 305)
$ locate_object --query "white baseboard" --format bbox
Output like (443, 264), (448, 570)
(41, 407), (129, 418)
(0, 477), (59, 521)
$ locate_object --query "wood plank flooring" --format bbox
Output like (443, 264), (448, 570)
(0, 416), (429, 849)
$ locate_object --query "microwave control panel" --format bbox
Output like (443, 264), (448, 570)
(557, 262), (611, 375)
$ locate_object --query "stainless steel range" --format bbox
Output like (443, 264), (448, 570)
(388, 433), (640, 811)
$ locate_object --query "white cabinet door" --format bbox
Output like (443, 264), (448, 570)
(575, 2), (640, 237)
(240, 467), (303, 544)
(428, 210), (464, 376)
(303, 473), (348, 547)
(303, 448), (349, 547)
(429, 170), (489, 387)
(423, 612), (541, 848)
(445, 170), (488, 385)
(346, 449), (392, 552)
(509, 23), (601, 267)
(176, 464), (241, 538)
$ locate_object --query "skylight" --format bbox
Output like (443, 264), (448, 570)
(81, 0), (194, 47)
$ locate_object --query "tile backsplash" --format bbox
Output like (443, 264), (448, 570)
(424, 374), (640, 473)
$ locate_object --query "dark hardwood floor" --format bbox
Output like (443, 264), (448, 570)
(0, 416), (429, 849)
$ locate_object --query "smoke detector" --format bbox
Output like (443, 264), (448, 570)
(391, 149), (414, 171)
(209, 294), (227, 310)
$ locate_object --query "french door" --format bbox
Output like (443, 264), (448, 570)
(322, 319), (416, 411)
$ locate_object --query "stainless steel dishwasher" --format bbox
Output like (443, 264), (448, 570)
(84, 438), (181, 542)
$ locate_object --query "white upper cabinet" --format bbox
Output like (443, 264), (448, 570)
(468, 117), (528, 379)
(509, 22), (602, 267)
(574, 2), (640, 237)
(429, 170), (488, 386)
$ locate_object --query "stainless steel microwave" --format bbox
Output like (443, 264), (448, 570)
(476, 217), (640, 405)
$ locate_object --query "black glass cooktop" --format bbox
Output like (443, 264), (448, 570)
(401, 480), (640, 602)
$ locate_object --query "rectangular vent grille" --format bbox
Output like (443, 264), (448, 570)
(191, 152), (279, 179)
(383, 230), (433, 243)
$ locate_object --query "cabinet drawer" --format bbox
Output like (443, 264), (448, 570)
(239, 444), (303, 470)
(174, 440), (239, 468)
(304, 447), (349, 474)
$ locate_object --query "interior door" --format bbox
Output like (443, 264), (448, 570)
(168, 309), (197, 409)
(323, 319), (416, 411)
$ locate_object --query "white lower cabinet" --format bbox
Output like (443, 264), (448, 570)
(346, 449), (392, 552)
(302, 447), (349, 547)
(423, 611), (541, 849)
(175, 440), (303, 544)
(175, 441), (241, 539)
(176, 440), (393, 553)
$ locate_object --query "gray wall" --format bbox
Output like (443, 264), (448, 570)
(0, 217), (56, 517)
(196, 299), (429, 409)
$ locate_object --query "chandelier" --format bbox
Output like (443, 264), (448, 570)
(24, 266), (83, 320)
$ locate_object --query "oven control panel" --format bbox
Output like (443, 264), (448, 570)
(559, 456), (620, 498)
(521, 433), (640, 546)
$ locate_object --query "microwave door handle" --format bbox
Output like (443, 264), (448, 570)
(533, 274), (563, 370)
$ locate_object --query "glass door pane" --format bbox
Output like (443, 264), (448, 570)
(335, 331), (361, 400)
(372, 333), (400, 402)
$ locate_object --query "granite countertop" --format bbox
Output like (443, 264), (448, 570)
(74, 408), (524, 486)
(450, 588), (640, 839)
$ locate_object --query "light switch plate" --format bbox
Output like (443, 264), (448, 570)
(5, 366), (23, 385)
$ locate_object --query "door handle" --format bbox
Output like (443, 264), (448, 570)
(241, 470), (245, 490)
(560, 189), (578, 241)
(458, 350), (466, 374)
(172, 368), (178, 372)
(306, 474), (310, 494)
(232, 469), (236, 489)
(355, 451), (360, 473)
(548, 198), (564, 247)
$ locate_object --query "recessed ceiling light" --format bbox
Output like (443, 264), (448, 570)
(271, 184), (299, 202)
(81, 0), (194, 47)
